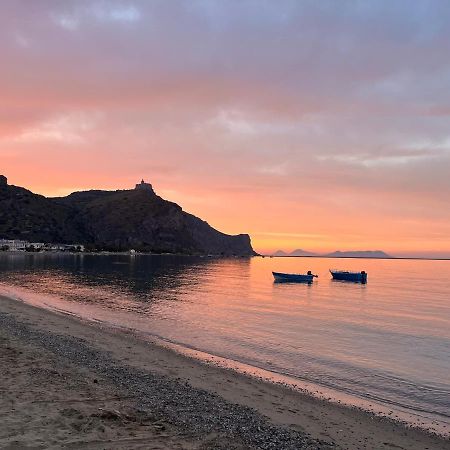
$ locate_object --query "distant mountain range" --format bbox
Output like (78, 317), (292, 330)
(272, 249), (391, 258)
(324, 250), (391, 258)
(272, 249), (317, 257)
(0, 175), (255, 255)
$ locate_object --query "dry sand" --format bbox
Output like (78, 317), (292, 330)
(0, 294), (448, 449)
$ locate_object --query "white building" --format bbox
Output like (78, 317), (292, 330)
(45, 243), (85, 252)
(29, 242), (45, 250)
(1, 239), (85, 252)
(0, 239), (29, 251)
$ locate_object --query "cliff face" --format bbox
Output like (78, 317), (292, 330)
(0, 177), (255, 255)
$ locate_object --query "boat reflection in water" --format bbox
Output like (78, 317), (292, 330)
(330, 269), (367, 283)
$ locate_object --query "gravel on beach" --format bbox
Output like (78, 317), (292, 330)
(0, 310), (336, 450)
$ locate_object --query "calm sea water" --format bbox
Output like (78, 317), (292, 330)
(0, 254), (449, 432)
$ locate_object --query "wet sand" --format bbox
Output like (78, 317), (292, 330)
(0, 294), (448, 449)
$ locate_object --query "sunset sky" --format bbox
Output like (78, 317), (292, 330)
(2, 1), (450, 257)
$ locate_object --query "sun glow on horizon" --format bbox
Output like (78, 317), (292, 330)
(3, 174), (448, 259)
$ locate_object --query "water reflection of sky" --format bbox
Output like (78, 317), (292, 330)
(0, 253), (449, 432)
(0, 254), (242, 313)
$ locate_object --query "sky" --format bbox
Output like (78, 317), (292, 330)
(1, 0), (450, 257)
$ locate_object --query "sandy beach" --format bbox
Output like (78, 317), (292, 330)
(0, 294), (448, 450)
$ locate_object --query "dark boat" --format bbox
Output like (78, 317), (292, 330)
(272, 271), (318, 283)
(330, 270), (367, 283)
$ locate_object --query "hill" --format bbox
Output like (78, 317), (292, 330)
(290, 249), (317, 257)
(0, 176), (255, 256)
(325, 250), (391, 258)
(0, 177), (87, 243)
(272, 249), (316, 257)
(271, 248), (390, 258)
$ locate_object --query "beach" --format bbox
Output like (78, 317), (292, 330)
(1, 294), (448, 450)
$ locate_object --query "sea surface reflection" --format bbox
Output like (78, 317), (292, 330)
(0, 253), (449, 433)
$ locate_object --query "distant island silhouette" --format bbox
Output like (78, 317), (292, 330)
(273, 249), (317, 257)
(272, 249), (392, 259)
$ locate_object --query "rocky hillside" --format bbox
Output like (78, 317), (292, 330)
(0, 176), (87, 243)
(0, 176), (255, 255)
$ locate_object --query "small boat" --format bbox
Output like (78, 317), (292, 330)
(273, 271), (318, 283)
(330, 270), (367, 283)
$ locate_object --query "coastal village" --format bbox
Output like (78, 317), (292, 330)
(0, 239), (85, 252)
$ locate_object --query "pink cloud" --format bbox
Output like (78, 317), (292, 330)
(1, 0), (450, 256)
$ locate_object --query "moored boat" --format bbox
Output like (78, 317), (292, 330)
(330, 270), (367, 283)
(272, 271), (318, 283)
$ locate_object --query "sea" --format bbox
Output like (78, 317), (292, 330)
(0, 253), (449, 435)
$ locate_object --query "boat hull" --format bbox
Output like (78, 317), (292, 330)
(330, 270), (367, 283)
(272, 272), (315, 283)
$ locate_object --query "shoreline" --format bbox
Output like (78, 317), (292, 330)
(2, 279), (448, 437)
(157, 338), (450, 435)
(1, 295), (449, 449)
(0, 250), (256, 258)
(2, 250), (450, 261)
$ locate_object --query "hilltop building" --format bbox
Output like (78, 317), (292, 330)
(0, 175), (7, 187)
(135, 179), (154, 193)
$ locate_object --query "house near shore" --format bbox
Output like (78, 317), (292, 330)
(0, 239), (84, 252)
(30, 242), (45, 250)
(0, 240), (45, 251)
(43, 243), (85, 252)
(0, 239), (28, 251)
